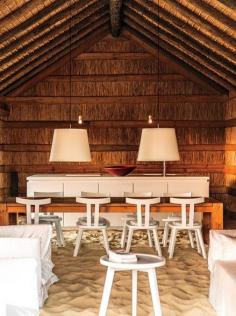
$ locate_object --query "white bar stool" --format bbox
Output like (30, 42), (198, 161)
(99, 253), (165, 316)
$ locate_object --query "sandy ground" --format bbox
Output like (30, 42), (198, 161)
(40, 230), (217, 316)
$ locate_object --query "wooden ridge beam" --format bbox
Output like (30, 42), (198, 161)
(46, 74), (185, 82)
(0, 12), (110, 88)
(123, 21), (235, 91)
(0, 1), (109, 66)
(122, 28), (228, 94)
(74, 52), (152, 60)
(0, 144), (234, 152)
(109, 0), (123, 37)
(0, 95), (228, 104)
(124, 5), (236, 77)
(128, 0), (235, 65)
(2, 25), (110, 96)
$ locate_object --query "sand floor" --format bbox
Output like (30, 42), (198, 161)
(40, 230), (217, 316)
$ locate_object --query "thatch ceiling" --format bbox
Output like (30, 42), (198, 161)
(0, 0), (235, 96)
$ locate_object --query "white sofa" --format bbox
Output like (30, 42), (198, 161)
(0, 238), (40, 316)
(208, 230), (236, 316)
(0, 224), (58, 306)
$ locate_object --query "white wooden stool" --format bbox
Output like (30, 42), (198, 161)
(99, 253), (165, 316)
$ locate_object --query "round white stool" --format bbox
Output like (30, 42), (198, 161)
(99, 253), (165, 316)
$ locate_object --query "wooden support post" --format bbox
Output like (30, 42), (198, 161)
(110, 0), (122, 37)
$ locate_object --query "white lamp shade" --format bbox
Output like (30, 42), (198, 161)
(49, 129), (91, 162)
(137, 128), (180, 161)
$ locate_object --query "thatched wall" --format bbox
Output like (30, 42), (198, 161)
(1, 35), (227, 198)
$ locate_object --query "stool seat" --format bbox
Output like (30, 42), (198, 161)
(77, 216), (108, 227)
(99, 253), (165, 316)
(100, 253), (165, 270)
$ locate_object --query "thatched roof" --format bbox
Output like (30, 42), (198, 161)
(0, 0), (235, 96)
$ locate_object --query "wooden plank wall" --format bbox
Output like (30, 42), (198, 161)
(0, 35), (227, 198)
(224, 90), (236, 213)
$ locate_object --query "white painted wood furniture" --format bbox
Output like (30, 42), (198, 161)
(16, 197), (65, 247)
(124, 198), (162, 256)
(168, 197), (206, 259)
(99, 253), (165, 316)
(162, 192), (192, 247)
(27, 175), (209, 227)
(73, 197), (111, 256)
(0, 224), (58, 307)
(33, 192), (65, 247)
(120, 192), (153, 248)
(0, 238), (40, 315)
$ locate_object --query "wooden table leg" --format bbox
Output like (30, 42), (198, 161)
(0, 203), (9, 225)
(202, 203), (223, 244)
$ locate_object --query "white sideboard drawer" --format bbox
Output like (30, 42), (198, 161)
(168, 180), (209, 197)
(99, 182), (133, 196)
(27, 181), (64, 197)
(133, 181), (168, 196)
(64, 181), (99, 197)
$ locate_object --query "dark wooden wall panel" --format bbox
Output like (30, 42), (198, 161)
(1, 35), (227, 196)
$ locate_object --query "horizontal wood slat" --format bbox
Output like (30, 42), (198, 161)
(0, 95), (228, 104)
(0, 120), (228, 128)
(0, 144), (235, 152)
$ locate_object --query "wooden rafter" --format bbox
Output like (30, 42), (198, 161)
(124, 5), (235, 76)
(122, 28), (228, 94)
(0, 11), (109, 82)
(0, 0), (108, 63)
(5, 25), (109, 96)
(129, 0), (235, 65)
(109, 0), (123, 37)
(0, 16), (110, 95)
(123, 15), (236, 89)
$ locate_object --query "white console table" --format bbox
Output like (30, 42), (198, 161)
(27, 175), (209, 226)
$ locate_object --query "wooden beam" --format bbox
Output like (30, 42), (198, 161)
(168, 0), (236, 49)
(109, 0), (123, 37)
(0, 95), (228, 105)
(123, 21), (235, 90)
(124, 5), (236, 77)
(46, 74), (185, 82)
(4, 26), (110, 96)
(0, 0), (68, 44)
(122, 28), (228, 94)
(0, 1), (109, 65)
(74, 52), (152, 60)
(0, 13), (110, 89)
(0, 144), (234, 152)
(129, 0), (235, 65)
(224, 118), (236, 127)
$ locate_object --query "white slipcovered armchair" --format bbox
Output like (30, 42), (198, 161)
(0, 237), (40, 316)
(0, 224), (58, 307)
(208, 230), (236, 316)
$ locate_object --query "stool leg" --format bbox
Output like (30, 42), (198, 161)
(132, 270), (138, 316)
(102, 229), (109, 255)
(188, 230), (194, 248)
(126, 228), (133, 253)
(55, 220), (65, 247)
(73, 228), (83, 257)
(162, 222), (169, 247)
(99, 267), (115, 316)
(196, 228), (207, 259)
(194, 230), (201, 254)
(148, 268), (162, 316)
(152, 229), (162, 257)
(120, 223), (127, 248)
(147, 230), (153, 247)
(168, 228), (177, 259)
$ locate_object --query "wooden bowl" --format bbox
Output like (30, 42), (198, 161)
(104, 165), (136, 176)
